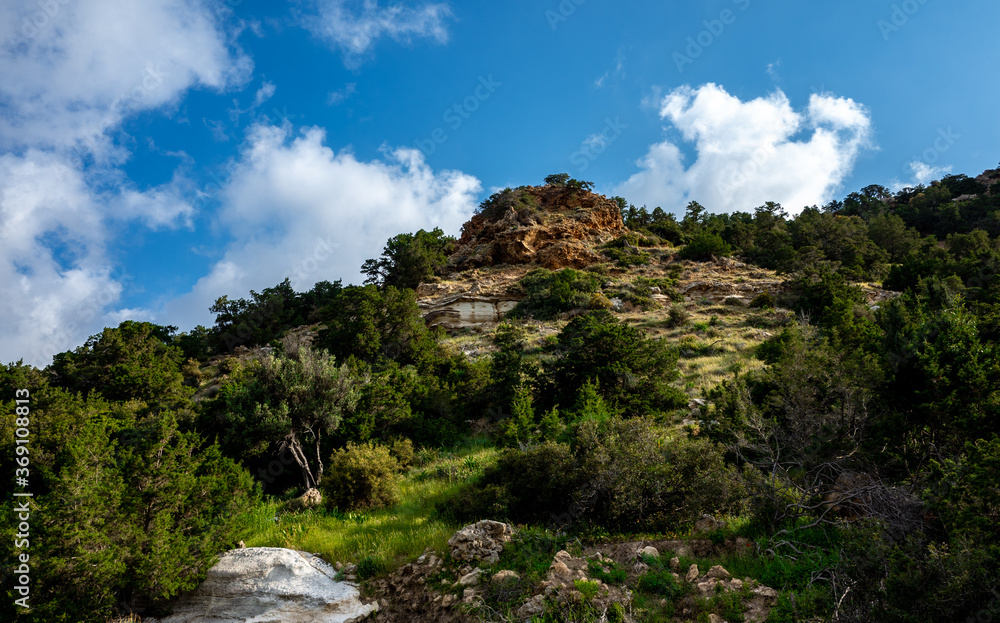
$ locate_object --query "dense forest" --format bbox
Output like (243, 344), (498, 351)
(3, 167), (1000, 622)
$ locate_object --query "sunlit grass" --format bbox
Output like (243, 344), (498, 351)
(240, 445), (497, 572)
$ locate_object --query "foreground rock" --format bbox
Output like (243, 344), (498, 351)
(447, 519), (514, 564)
(150, 547), (376, 623)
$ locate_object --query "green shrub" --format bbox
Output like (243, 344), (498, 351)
(508, 269), (604, 320)
(679, 233), (733, 261)
(322, 442), (400, 511)
(389, 438), (415, 470)
(442, 418), (745, 532)
(666, 305), (690, 328)
(476, 187), (540, 221)
(749, 292), (776, 309)
(637, 569), (684, 599)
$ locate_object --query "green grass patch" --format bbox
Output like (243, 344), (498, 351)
(241, 446), (497, 574)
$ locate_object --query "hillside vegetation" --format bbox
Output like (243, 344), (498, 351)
(3, 169), (1000, 622)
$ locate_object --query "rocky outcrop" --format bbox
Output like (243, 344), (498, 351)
(447, 185), (625, 272)
(418, 293), (520, 330)
(447, 520), (514, 565)
(149, 547), (376, 623)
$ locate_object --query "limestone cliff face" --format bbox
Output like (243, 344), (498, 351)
(446, 185), (625, 272)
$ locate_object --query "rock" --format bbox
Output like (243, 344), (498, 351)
(697, 578), (720, 594)
(516, 594), (546, 618)
(447, 520), (514, 565)
(457, 569), (482, 586)
(633, 562), (649, 574)
(638, 545), (659, 559)
(753, 586), (779, 601)
(694, 514), (727, 534)
(549, 561), (572, 579)
(709, 614), (727, 623)
(706, 565), (731, 580)
(154, 547), (376, 623)
(686, 564), (700, 583)
(288, 487), (323, 510)
(462, 588), (477, 604)
(449, 185), (626, 273)
(669, 557), (680, 572)
(492, 569), (520, 583)
(419, 294), (521, 331)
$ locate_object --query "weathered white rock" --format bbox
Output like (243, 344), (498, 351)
(638, 545), (659, 559)
(419, 294), (520, 330)
(151, 547), (376, 623)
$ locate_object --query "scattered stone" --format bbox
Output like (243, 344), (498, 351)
(686, 564), (700, 583)
(669, 556), (680, 572)
(694, 515), (727, 534)
(638, 545), (659, 559)
(447, 520), (514, 565)
(491, 569), (520, 583)
(515, 594), (546, 618)
(708, 614), (727, 623)
(457, 569), (481, 587)
(707, 565), (731, 580)
(287, 488), (323, 511)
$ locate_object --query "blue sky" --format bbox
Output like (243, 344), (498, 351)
(2, 0), (999, 366)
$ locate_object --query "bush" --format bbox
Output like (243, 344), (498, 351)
(508, 269), (603, 320)
(441, 418), (745, 532)
(679, 232), (733, 261)
(547, 310), (687, 417)
(749, 292), (776, 308)
(389, 438), (415, 471)
(665, 305), (690, 328)
(322, 442), (400, 511)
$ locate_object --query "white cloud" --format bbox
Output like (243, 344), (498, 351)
(163, 123), (481, 330)
(0, 0), (251, 155)
(892, 161), (952, 190)
(302, 0), (452, 65)
(0, 151), (122, 366)
(615, 83), (874, 215)
(595, 47), (626, 88)
(0, 0), (251, 366)
(254, 81), (276, 107)
(327, 82), (358, 105)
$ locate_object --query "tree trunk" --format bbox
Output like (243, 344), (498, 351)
(314, 431), (324, 485)
(285, 433), (315, 490)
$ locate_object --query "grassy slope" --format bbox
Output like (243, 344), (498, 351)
(241, 445), (497, 572)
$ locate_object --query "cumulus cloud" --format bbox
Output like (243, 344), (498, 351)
(0, 0), (249, 366)
(0, 151), (123, 365)
(615, 83), (874, 215)
(0, 0), (251, 155)
(302, 0), (452, 64)
(891, 161), (952, 191)
(163, 123), (481, 330)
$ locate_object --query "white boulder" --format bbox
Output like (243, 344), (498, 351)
(151, 547), (376, 623)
